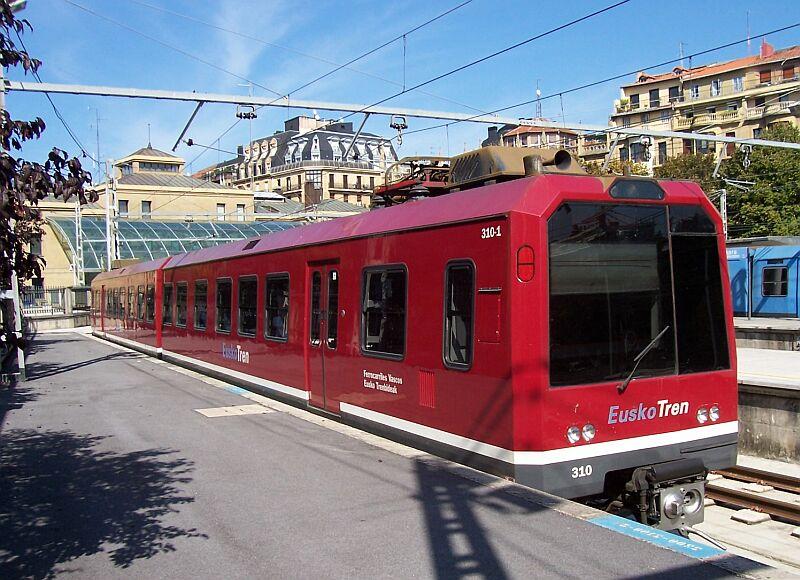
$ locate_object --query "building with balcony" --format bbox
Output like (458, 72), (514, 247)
(196, 116), (399, 208)
(608, 41), (800, 170)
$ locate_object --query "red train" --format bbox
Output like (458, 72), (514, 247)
(92, 147), (738, 531)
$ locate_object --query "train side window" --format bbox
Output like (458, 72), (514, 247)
(145, 284), (155, 322)
(216, 278), (232, 333)
(137, 285), (145, 320)
(265, 274), (289, 341)
(238, 276), (257, 337)
(194, 280), (208, 330)
(443, 262), (475, 369)
(361, 266), (407, 358)
(163, 284), (173, 325)
(310, 272), (322, 346)
(763, 267), (788, 297)
(120, 288), (126, 319)
(127, 286), (134, 319)
(176, 283), (188, 327)
(327, 270), (339, 349)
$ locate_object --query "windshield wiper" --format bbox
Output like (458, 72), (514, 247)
(617, 325), (670, 394)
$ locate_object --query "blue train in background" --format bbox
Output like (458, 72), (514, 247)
(727, 239), (800, 318)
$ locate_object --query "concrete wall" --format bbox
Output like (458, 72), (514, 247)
(735, 328), (800, 351)
(738, 384), (800, 462)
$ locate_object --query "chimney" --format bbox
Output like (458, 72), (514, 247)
(487, 126), (498, 144)
(760, 39), (775, 58)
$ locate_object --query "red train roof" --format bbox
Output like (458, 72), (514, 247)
(95, 174), (709, 277)
(93, 256), (172, 282)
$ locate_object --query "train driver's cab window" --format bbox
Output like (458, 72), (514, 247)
(194, 280), (208, 330)
(238, 276), (257, 336)
(265, 274), (289, 340)
(444, 262), (475, 368)
(362, 266), (407, 357)
(137, 285), (145, 320)
(176, 283), (188, 327)
(145, 284), (155, 322)
(163, 284), (173, 325)
(763, 266), (789, 296)
(216, 278), (232, 333)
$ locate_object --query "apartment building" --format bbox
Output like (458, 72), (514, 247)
(603, 41), (800, 170)
(196, 116), (399, 208)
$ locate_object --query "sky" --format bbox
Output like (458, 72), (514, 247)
(6, 0), (800, 181)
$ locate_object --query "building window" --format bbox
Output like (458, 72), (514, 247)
(265, 274), (289, 340)
(120, 164), (133, 175)
(763, 267), (788, 297)
(443, 262), (474, 369)
(194, 280), (207, 330)
(141, 200), (152, 219)
(689, 84), (700, 99)
(356, 175), (362, 189)
(238, 276), (257, 337)
(658, 141), (668, 164)
(619, 147), (629, 161)
(236, 204), (246, 222)
(759, 69), (772, 84)
(622, 117), (631, 128)
(118, 199), (129, 217)
(306, 170), (322, 190)
(217, 203), (226, 221)
(630, 94), (640, 109)
(145, 284), (155, 322)
(727, 101), (739, 111)
(29, 236), (42, 256)
(641, 112), (650, 123)
(668, 86), (680, 102)
(711, 79), (721, 96)
(369, 176), (375, 190)
(343, 175), (349, 189)
(660, 109), (670, 121)
(216, 278), (232, 333)
(648, 88), (659, 108)
(163, 284), (173, 325)
(176, 283), (188, 327)
(783, 65), (796, 80)
(361, 266), (406, 358)
(733, 76), (745, 92)
(755, 96), (766, 107)
(329, 173), (334, 188)
(140, 162), (179, 172)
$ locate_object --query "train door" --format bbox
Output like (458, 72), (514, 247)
(306, 262), (340, 412)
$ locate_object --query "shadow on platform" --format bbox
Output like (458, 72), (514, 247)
(0, 428), (206, 578)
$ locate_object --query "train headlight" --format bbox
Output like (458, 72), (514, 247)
(696, 407), (709, 424)
(709, 405), (720, 422)
(566, 426), (581, 444)
(682, 488), (703, 515)
(582, 423), (596, 441)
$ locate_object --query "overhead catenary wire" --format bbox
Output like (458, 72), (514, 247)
(395, 21), (800, 141)
(61, 0), (284, 98)
(127, 0), (486, 115)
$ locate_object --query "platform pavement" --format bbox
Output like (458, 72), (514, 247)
(0, 331), (777, 579)
(737, 347), (800, 390)
(735, 318), (800, 332)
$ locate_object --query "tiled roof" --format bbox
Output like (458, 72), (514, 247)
(315, 199), (368, 213)
(128, 146), (179, 159)
(255, 198), (304, 214)
(504, 125), (578, 137)
(118, 173), (240, 190)
(625, 44), (800, 87)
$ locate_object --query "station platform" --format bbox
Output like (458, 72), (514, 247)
(0, 331), (774, 578)
(734, 317), (800, 351)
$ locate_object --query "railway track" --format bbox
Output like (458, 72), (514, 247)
(707, 466), (800, 525)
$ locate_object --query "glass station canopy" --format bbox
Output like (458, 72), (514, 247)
(47, 217), (300, 272)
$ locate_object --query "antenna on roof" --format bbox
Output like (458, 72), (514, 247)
(679, 42), (685, 68)
(747, 10), (751, 55)
(535, 80), (542, 119)
(147, 123), (151, 148)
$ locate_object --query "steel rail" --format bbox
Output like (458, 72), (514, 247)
(713, 466), (800, 495)
(706, 483), (800, 525)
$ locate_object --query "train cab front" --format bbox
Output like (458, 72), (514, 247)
(515, 177), (738, 531)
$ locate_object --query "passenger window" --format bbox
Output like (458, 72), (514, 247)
(176, 283), (188, 327)
(327, 270), (339, 349)
(310, 272), (322, 346)
(120, 288), (127, 319)
(238, 276), (257, 336)
(163, 284), (173, 325)
(127, 286), (134, 319)
(362, 267), (406, 357)
(444, 262), (475, 368)
(763, 267), (788, 297)
(265, 274), (289, 341)
(194, 280), (208, 330)
(137, 285), (145, 320)
(216, 279), (232, 333)
(145, 284), (155, 322)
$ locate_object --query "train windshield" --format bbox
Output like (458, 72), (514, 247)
(548, 203), (729, 387)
